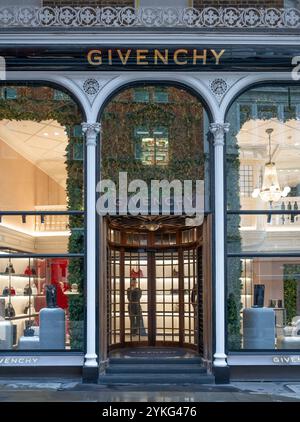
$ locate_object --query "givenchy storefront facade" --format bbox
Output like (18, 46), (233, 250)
(1, 28), (300, 384)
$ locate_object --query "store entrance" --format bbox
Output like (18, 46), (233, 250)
(107, 216), (209, 352)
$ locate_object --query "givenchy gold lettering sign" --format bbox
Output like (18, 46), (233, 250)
(87, 48), (225, 66)
(0, 357), (40, 365)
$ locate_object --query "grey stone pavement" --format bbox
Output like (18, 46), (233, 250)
(0, 378), (300, 401)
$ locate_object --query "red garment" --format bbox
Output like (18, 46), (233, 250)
(24, 266), (32, 276)
(130, 268), (143, 278)
(51, 280), (68, 309)
(50, 258), (69, 309)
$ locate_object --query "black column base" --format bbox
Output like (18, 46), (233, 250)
(213, 365), (230, 384)
(82, 365), (99, 384)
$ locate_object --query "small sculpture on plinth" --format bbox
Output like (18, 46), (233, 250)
(46, 285), (57, 308)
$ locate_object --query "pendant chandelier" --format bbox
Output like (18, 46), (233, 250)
(252, 128), (290, 203)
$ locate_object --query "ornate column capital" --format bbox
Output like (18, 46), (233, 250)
(209, 122), (230, 146)
(81, 122), (101, 146)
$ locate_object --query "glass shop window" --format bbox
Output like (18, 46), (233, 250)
(0, 84), (85, 353)
(226, 84), (300, 353)
(0, 253), (84, 351)
(182, 228), (196, 244)
(0, 87), (17, 100)
(133, 88), (169, 104)
(134, 126), (169, 166)
(108, 229), (121, 244)
(126, 232), (147, 246)
(154, 232), (176, 245)
(239, 165), (254, 198)
(227, 257), (300, 351)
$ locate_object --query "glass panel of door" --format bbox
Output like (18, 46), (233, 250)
(108, 247), (199, 348)
(155, 250), (180, 344)
(124, 250), (148, 344)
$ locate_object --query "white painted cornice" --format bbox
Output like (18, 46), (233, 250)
(0, 32), (299, 46)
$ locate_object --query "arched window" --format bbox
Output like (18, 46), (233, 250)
(100, 83), (213, 353)
(0, 84), (84, 351)
(226, 84), (300, 352)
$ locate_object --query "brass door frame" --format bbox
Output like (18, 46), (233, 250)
(105, 216), (213, 360)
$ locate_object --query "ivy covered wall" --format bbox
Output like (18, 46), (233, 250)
(101, 86), (205, 186)
(283, 264), (300, 325)
(226, 102), (242, 350)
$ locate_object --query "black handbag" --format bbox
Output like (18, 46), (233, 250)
(2, 286), (9, 296)
(24, 320), (34, 337)
(5, 303), (15, 318)
(24, 285), (32, 296)
(5, 263), (15, 274)
(12, 324), (17, 345)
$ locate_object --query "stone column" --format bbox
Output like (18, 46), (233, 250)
(209, 122), (230, 381)
(82, 122), (101, 381)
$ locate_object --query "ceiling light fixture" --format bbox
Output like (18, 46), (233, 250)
(252, 128), (291, 203)
(140, 222), (161, 231)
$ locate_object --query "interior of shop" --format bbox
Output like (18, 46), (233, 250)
(106, 216), (203, 351)
(227, 85), (300, 351)
(0, 85), (84, 352)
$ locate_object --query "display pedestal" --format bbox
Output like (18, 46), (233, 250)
(18, 336), (40, 350)
(277, 336), (300, 349)
(40, 307), (65, 349)
(243, 307), (275, 349)
(0, 321), (13, 350)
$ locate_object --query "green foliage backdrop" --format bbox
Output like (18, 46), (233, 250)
(226, 104), (242, 350)
(101, 86), (205, 185)
(283, 265), (300, 325)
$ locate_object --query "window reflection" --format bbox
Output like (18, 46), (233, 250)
(226, 85), (300, 352)
(228, 257), (300, 351)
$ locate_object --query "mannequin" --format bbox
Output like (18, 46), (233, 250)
(46, 285), (57, 308)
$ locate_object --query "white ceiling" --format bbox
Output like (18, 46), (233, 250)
(238, 118), (300, 185)
(0, 119), (68, 188)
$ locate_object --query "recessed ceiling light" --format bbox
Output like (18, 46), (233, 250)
(43, 132), (48, 136)
(295, 143), (299, 146)
(54, 132), (59, 136)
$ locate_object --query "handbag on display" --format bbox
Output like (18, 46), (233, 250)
(5, 303), (15, 318)
(253, 284), (265, 308)
(23, 285), (32, 296)
(12, 324), (17, 345)
(2, 286), (9, 296)
(5, 263), (15, 274)
(24, 266), (37, 276)
(2, 287), (15, 296)
(130, 268), (143, 278)
(24, 326), (35, 337)
(23, 320), (35, 337)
